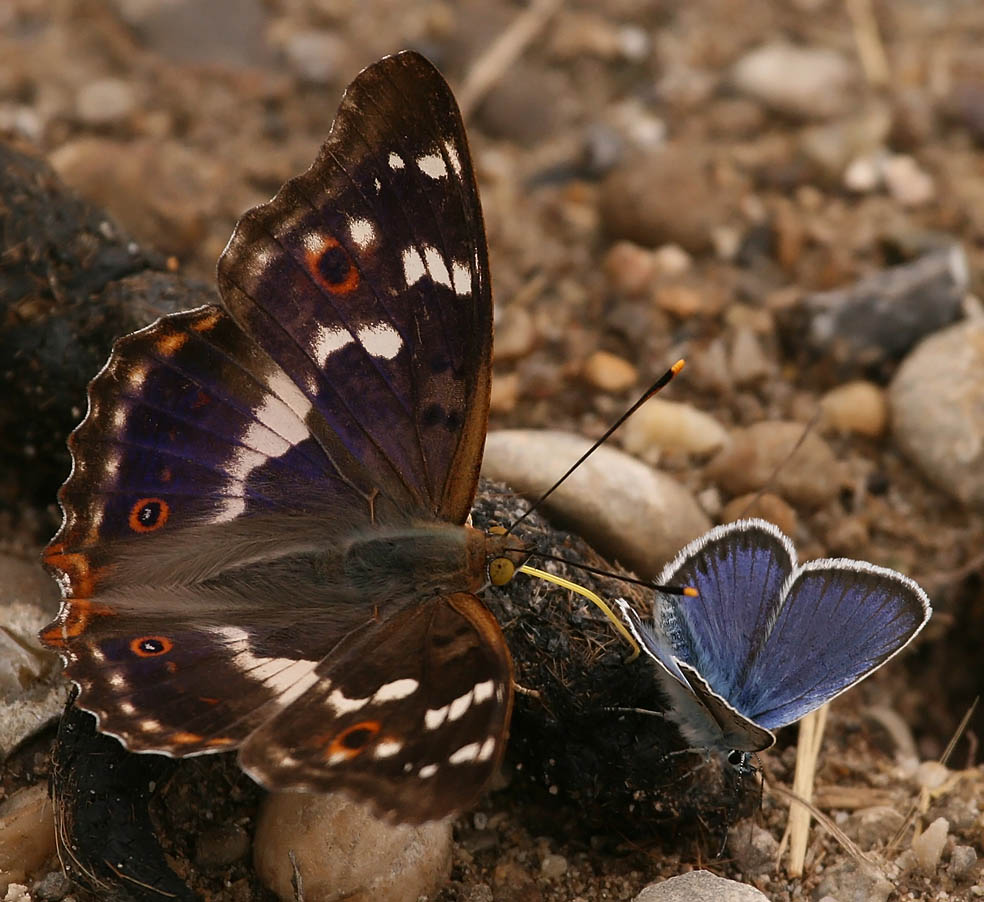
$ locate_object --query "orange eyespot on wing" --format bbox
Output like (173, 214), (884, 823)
(130, 635), (174, 657)
(128, 498), (169, 533)
(304, 235), (360, 294)
(323, 720), (381, 760)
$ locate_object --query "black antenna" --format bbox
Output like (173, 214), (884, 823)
(506, 359), (685, 536)
(528, 551), (697, 596)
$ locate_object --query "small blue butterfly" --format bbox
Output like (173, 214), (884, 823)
(616, 518), (931, 768)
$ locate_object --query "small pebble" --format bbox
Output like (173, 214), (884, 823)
(705, 421), (841, 507)
(914, 760), (950, 790)
(950, 845), (978, 880)
(654, 283), (705, 318)
(195, 824), (250, 868)
(820, 381), (888, 437)
(911, 816), (948, 873)
(731, 43), (857, 120)
(882, 154), (935, 207)
(605, 241), (657, 296)
(620, 398), (730, 461)
(728, 326), (774, 386)
(844, 153), (885, 193)
(76, 78), (136, 125)
(843, 806), (905, 849)
(32, 870), (71, 901)
(490, 372), (520, 414)
(600, 145), (721, 253)
(539, 852), (568, 880)
(652, 243), (692, 276)
(720, 492), (797, 536)
(283, 30), (347, 84)
(890, 318), (984, 506)
(582, 350), (638, 393)
(727, 820), (778, 876)
(814, 860), (894, 902)
(495, 307), (537, 360)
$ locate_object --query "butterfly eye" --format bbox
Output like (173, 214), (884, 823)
(727, 749), (746, 770)
(489, 557), (515, 587)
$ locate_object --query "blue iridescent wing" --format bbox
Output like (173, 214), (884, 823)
(652, 519), (795, 702)
(731, 558), (931, 729)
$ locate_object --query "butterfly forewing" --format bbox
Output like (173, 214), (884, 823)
(656, 520), (795, 701)
(217, 52), (491, 524)
(733, 559), (931, 729)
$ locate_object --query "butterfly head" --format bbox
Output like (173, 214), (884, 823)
(483, 525), (531, 587)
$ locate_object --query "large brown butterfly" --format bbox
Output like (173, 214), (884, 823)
(42, 50), (522, 823)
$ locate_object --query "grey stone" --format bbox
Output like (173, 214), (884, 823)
(890, 318), (984, 506)
(812, 860), (893, 902)
(482, 430), (711, 579)
(731, 43), (857, 120)
(635, 870), (768, 901)
(254, 792), (451, 902)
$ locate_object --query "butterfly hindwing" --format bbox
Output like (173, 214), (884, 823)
(239, 593), (513, 823)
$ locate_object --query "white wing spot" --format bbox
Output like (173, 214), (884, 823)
(419, 763), (439, 778)
(473, 679), (495, 704)
(478, 736), (497, 761)
(252, 381), (310, 445)
(313, 324), (354, 364)
(348, 217), (375, 250)
(423, 246), (452, 289)
(374, 177), (382, 192)
(402, 246), (426, 286)
(141, 719), (162, 732)
(303, 232), (327, 255)
(417, 152), (448, 179)
(444, 140), (462, 176)
(373, 678), (419, 703)
(424, 704), (449, 730)
(449, 742), (480, 764)
(241, 421), (291, 458)
(212, 498), (246, 523)
(451, 261), (471, 296)
(358, 323), (402, 360)
(227, 447), (267, 482)
(389, 152), (405, 170)
(119, 701), (136, 716)
(326, 688), (370, 715)
(447, 689), (473, 722)
(374, 739), (403, 758)
(109, 672), (124, 687)
(207, 626), (319, 707)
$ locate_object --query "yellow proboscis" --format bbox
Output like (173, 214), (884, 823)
(517, 564), (640, 661)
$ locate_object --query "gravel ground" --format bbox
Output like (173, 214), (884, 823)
(2, 1), (983, 900)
